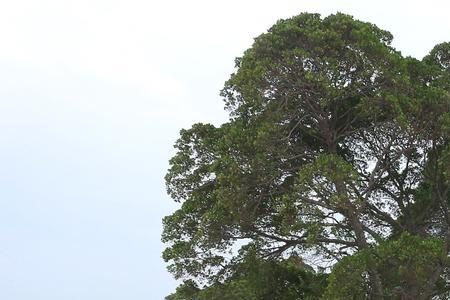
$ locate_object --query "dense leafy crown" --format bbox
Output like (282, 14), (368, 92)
(163, 13), (450, 299)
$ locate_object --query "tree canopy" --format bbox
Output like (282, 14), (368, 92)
(162, 13), (450, 299)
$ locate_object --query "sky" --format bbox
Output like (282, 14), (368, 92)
(0, 0), (449, 299)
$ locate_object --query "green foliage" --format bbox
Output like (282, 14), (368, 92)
(163, 12), (450, 299)
(166, 250), (327, 300)
(324, 233), (448, 299)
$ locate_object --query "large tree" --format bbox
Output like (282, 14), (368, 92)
(162, 13), (450, 299)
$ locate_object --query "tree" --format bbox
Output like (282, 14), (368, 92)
(162, 13), (450, 299)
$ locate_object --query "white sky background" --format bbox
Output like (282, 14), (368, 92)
(0, 0), (449, 299)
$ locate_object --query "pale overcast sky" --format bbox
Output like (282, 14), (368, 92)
(0, 1), (449, 299)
